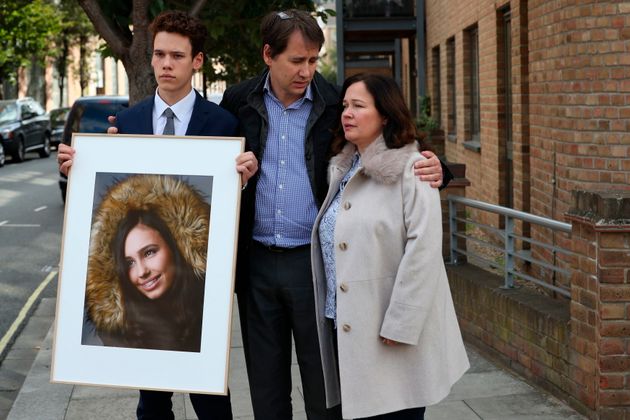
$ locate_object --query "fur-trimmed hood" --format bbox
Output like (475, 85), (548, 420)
(85, 174), (210, 333)
(329, 135), (421, 184)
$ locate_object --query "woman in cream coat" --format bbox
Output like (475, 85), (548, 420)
(311, 74), (469, 419)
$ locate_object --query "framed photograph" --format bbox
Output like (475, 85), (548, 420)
(52, 133), (244, 395)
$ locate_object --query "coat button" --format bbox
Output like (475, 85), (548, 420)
(339, 283), (348, 292)
(339, 242), (348, 251)
(343, 201), (351, 210)
(342, 324), (351, 332)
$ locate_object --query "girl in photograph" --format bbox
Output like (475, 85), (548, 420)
(84, 174), (211, 352)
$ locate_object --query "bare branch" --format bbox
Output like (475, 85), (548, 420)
(77, 0), (129, 58)
(189, 0), (208, 17)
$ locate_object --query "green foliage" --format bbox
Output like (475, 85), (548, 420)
(194, 0), (330, 84)
(0, 0), (62, 85)
(90, 0), (333, 87)
(318, 44), (337, 84)
(416, 95), (439, 132)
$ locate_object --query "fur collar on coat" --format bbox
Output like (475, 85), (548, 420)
(329, 135), (420, 184)
(86, 174), (210, 333)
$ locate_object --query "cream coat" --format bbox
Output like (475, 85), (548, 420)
(311, 137), (469, 418)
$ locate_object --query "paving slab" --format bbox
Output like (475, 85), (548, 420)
(3, 297), (588, 420)
(464, 392), (586, 420)
(426, 400), (481, 420)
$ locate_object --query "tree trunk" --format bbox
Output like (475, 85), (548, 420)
(121, 53), (156, 105)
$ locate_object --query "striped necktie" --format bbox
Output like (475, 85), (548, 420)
(162, 108), (175, 135)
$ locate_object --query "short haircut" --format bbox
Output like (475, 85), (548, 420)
(260, 9), (325, 58)
(331, 73), (424, 155)
(149, 10), (207, 58)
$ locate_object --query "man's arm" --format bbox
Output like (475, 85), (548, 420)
(414, 150), (453, 189)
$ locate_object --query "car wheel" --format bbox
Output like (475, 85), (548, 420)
(0, 143), (5, 167)
(39, 133), (51, 158)
(13, 137), (25, 162)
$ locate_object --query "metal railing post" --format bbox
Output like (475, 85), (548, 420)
(503, 214), (515, 288)
(449, 198), (459, 264)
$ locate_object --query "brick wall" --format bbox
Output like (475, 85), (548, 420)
(447, 190), (630, 419)
(565, 190), (630, 419)
(425, 0), (630, 228)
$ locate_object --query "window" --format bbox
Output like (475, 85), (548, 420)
(469, 27), (480, 142)
(500, 8), (513, 207)
(446, 37), (456, 141)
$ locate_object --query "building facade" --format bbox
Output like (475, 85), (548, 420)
(425, 0), (630, 223)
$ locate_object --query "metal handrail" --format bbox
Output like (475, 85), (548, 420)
(447, 195), (574, 297)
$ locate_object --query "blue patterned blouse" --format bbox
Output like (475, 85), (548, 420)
(319, 153), (362, 321)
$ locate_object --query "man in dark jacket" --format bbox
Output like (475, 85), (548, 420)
(220, 9), (447, 420)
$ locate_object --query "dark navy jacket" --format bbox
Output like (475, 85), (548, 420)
(116, 90), (238, 137)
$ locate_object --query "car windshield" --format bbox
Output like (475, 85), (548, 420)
(0, 103), (18, 124)
(50, 109), (69, 127)
(73, 102), (126, 133)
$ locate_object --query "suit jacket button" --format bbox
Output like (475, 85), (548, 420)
(342, 324), (351, 332)
(343, 201), (351, 210)
(339, 242), (348, 251)
(339, 283), (348, 292)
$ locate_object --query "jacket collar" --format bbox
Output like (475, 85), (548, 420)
(185, 91), (208, 135)
(330, 135), (417, 184)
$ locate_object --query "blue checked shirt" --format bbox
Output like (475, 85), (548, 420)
(252, 77), (319, 247)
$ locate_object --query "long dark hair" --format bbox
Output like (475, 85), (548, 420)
(331, 73), (425, 155)
(111, 208), (204, 351)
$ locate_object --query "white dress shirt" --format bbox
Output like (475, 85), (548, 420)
(152, 88), (197, 135)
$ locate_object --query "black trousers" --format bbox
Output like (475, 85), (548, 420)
(356, 407), (426, 419)
(243, 242), (341, 420)
(137, 390), (232, 420)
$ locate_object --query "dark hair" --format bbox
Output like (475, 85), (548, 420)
(331, 73), (423, 155)
(260, 9), (324, 58)
(149, 10), (207, 58)
(111, 208), (204, 351)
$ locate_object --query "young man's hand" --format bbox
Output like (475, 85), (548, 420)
(414, 150), (443, 188)
(58, 143), (75, 176)
(107, 115), (118, 134)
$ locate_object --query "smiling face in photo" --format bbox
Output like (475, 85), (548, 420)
(124, 223), (176, 300)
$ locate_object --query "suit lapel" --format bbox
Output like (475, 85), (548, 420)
(185, 91), (207, 136)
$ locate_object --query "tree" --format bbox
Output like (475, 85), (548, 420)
(0, 0), (61, 99)
(77, 0), (329, 104)
(55, 0), (97, 105)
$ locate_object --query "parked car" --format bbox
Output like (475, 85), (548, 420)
(59, 95), (128, 202)
(0, 97), (51, 162)
(49, 107), (70, 148)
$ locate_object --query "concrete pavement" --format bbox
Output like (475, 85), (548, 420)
(2, 297), (586, 420)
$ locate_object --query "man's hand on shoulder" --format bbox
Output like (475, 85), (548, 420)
(414, 150), (443, 188)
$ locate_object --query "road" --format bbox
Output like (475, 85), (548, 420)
(0, 151), (64, 360)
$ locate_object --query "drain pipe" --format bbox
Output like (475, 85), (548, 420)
(417, 0), (427, 99)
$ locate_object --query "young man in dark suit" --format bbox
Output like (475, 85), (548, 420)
(58, 10), (256, 420)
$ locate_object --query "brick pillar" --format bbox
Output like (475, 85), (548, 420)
(565, 190), (630, 419)
(440, 162), (470, 261)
